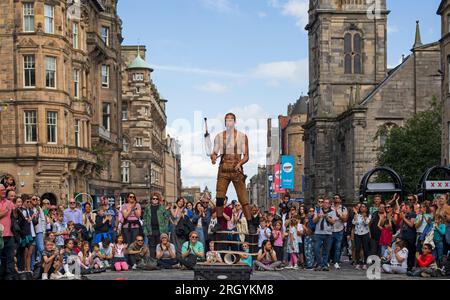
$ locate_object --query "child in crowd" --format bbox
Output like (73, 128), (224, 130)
(41, 240), (63, 280)
(271, 221), (284, 262)
(67, 221), (79, 240)
(78, 241), (93, 274)
(112, 234), (128, 271)
(257, 218), (271, 249)
(91, 244), (106, 270)
(46, 232), (56, 244)
(206, 241), (223, 264)
(240, 242), (253, 267)
(62, 238), (81, 279)
(99, 238), (113, 268)
(207, 211), (219, 242)
(52, 213), (68, 250)
(433, 215), (446, 268)
(378, 215), (393, 256)
(286, 218), (300, 270)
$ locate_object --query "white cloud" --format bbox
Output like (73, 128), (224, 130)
(200, 0), (238, 13)
(251, 58), (309, 85)
(269, 0), (309, 29)
(257, 11), (267, 18)
(155, 58), (309, 87)
(196, 82), (230, 93)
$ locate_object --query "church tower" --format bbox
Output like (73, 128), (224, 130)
(306, 0), (389, 118)
(304, 0), (390, 200)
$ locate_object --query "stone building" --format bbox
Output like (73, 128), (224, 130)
(120, 45), (168, 203)
(280, 96), (308, 201)
(164, 136), (182, 203)
(438, 1), (450, 166)
(303, 0), (441, 202)
(0, 0), (123, 205)
(247, 165), (268, 211)
(181, 186), (202, 203)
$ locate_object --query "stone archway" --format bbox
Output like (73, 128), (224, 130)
(41, 193), (58, 206)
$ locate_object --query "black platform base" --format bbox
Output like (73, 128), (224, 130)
(193, 263), (253, 280)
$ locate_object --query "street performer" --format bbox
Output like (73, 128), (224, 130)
(210, 113), (254, 232)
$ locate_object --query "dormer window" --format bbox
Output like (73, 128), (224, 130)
(132, 73), (144, 81)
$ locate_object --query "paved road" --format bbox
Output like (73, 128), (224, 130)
(85, 263), (436, 280)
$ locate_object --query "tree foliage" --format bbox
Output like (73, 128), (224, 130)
(376, 98), (442, 194)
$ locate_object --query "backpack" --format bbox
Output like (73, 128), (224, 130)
(176, 216), (195, 240)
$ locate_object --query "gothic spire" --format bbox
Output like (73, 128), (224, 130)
(413, 20), (422, 49)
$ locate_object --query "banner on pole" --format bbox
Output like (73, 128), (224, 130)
(281, 156), (295, 190)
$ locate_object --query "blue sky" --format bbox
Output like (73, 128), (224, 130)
(117, 0), (442, 197)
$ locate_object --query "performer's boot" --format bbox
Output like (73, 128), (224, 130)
(215, 197), (225, 218)
(216, 206), (224, 218)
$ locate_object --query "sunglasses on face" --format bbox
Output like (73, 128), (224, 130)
(191, 236), (198, 239)
(152, 198), (159, 200)
(128, 196), (136, 199)
(69, 202), (75, 204)
(136, 239), (144, 242)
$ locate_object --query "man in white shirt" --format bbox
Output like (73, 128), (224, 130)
(313, 198), (337, 271)
(331, 194), (348, 270)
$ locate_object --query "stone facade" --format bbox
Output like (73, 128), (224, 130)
(120, 45), (168, 203)
(247, 165), (268, 211)
(280, 97), (308, 200)
(439, 1), (450, 166)
(304, 0), (441, 202)
(181, 186), (202, 203)
(0, 0), (123, 204)
(164, 136), (182, 204)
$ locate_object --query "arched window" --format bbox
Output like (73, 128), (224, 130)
(344, 32), (363, 74)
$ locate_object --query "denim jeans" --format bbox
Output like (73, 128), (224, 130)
(314, 234), (332, 268)
(304, 236), (315, 268)
(33, 232), (44, 266)
(331, 231), (344, 264)
(433, 241), (444, 267)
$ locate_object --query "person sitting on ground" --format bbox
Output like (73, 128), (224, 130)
(77, 241), (94, 275)
(128, 235), (158, 271)
(156, 233), (178, 269)
(407, 243), (439, 278)
(254, 240), (281, 271)
(98, 238), (113, 269)
(180, 231), (205, 270)
(62, 238), (81, 279)
(382, 240), (408, 274)
(91, 244), (106, 271)
(41, 239), (63, 280)
(240, 242), (253, 267)
(206, 241), (223, 264)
